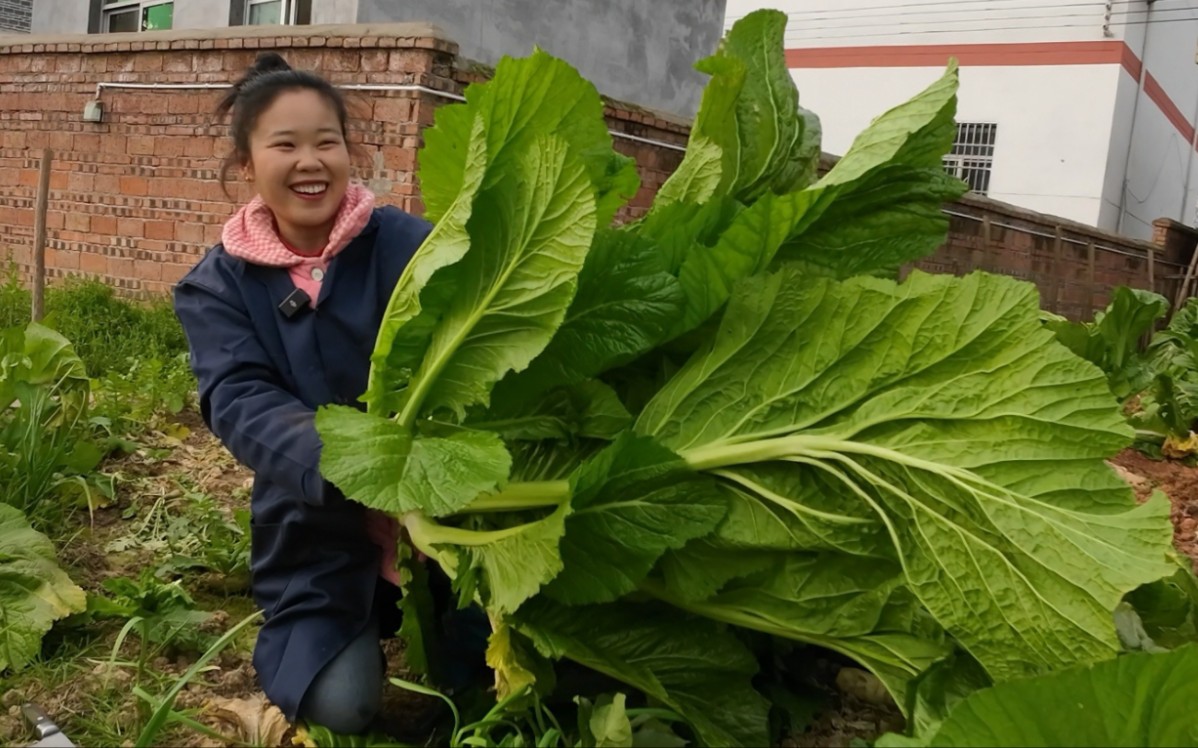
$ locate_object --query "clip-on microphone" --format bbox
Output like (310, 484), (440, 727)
(278, 288), (312, 319)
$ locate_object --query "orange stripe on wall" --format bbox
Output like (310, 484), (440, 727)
(785, 41), (1128, 69)
(1119, 42), (1143, 81)
(1145, 72), (1196, 145)
(786, 40), (1195, 150)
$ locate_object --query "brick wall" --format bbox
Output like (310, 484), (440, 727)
(911, 194), (1191, 320)
(0, 0), (31, 33)
(0, 23), (686, 295)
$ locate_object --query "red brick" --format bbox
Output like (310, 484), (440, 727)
(119, 176), (149, 196)
(94, 175), (121, 193)
(155, 138), (187, 157)
(91, 215), (118, 235)
(134, 259), (162, 281)
(322, 50), (360, 72)
(161, 263), (192, 284)
(383, 147), (416, 172)
(128, 136), (156, 155)
(373, 98), (412, 123)
(117, 217), (145, 237)
(361, 50), (388, 72)
(109, 257), (134, 278)
(176, 222), (205, 243)
(65, 212), (91, 232)
(133, 53), (164, 72)
(79, 252), (107, 274)
(164, 54), (193, 73)
(47, 248), (79, 271)
(145, 221), (174, 241)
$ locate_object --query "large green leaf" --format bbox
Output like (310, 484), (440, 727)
(543, 434), (728, 605)
(495, 229), (686, 397)
(516, 598), (770, 747)
(468, 379), (631, 441)
(368, 50), (635, 421)
(418, 49), (638, 227)
(393, 134), (598, 424)
(774, 166), (967, 280)
(658, 65), (963, 335)
(0, 503), (86, 671)
(878, 646), (1198, 747)
(651, 550), (953, 710)
(317, 405), (510, 517)
(409, 503), (570, 615)
(638, 267), (1176, 682)
(820, 60), (960, 187)
(659, 9), (814, 207)
(366, 114), (489, 415)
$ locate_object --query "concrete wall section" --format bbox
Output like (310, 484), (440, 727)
(31, 0), (88, 34)
(356, 0), (726, 117)
(311, 0), (358, 25)
(724, 0), (1119, 47)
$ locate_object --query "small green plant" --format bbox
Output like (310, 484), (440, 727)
(91, 354), (195, 441)
(0, 268), (189, 378)
(89, 569), (216, 679)
(0, 323), (111, 522)
(108, 487), (251, 592)
(156, 505), (252, 592)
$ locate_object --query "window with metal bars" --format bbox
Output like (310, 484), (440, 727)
(943, 122), (997, 195)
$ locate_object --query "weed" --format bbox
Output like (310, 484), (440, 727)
(91, 353), (196, 441)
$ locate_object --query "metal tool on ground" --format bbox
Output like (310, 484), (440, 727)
(21, 703), (77, 748)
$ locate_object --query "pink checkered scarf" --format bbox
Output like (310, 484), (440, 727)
(221, 181), (376, 267)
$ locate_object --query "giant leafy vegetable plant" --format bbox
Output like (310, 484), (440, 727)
(317, 10), (1177, 745)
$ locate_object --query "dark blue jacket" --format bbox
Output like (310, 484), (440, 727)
(173, 205), (430, 720)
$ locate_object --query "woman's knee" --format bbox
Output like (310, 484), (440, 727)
(299, 624), (384, 734)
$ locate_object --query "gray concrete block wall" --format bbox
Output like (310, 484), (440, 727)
(0, 0), (31, 32)
(26, 0), (724, 117)
(356, 0), (726, 117)
(31, 0), (89, 34)
(311, 0), (358, 25)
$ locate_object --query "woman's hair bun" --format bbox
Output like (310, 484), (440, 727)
(249, 51), (293, 77)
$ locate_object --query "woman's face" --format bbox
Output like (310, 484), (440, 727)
(242, 88), (351, 252)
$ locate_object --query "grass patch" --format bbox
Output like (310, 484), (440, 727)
(0, 271), (188, 378)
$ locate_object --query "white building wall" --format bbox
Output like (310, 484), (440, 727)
(724, 0), (1198, 239)
(1109, 0), (1198, 231)
(791, 64), (1121, 227)
(724, 0), (1122, 47)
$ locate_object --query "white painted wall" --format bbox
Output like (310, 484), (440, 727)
(791, 63), (1122, 227)
(723, 0), (1198, 239)
(724, 0), (1119, 47)
(1109, 0), (1198, 230)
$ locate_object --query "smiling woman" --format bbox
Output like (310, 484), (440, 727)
(214, 52), (353, 252)
(169, 51), (487, 735)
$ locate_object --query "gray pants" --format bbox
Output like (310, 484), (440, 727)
(298, 619), (384, 735)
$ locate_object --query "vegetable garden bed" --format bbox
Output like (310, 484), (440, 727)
(5, 8), (1198, 748)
